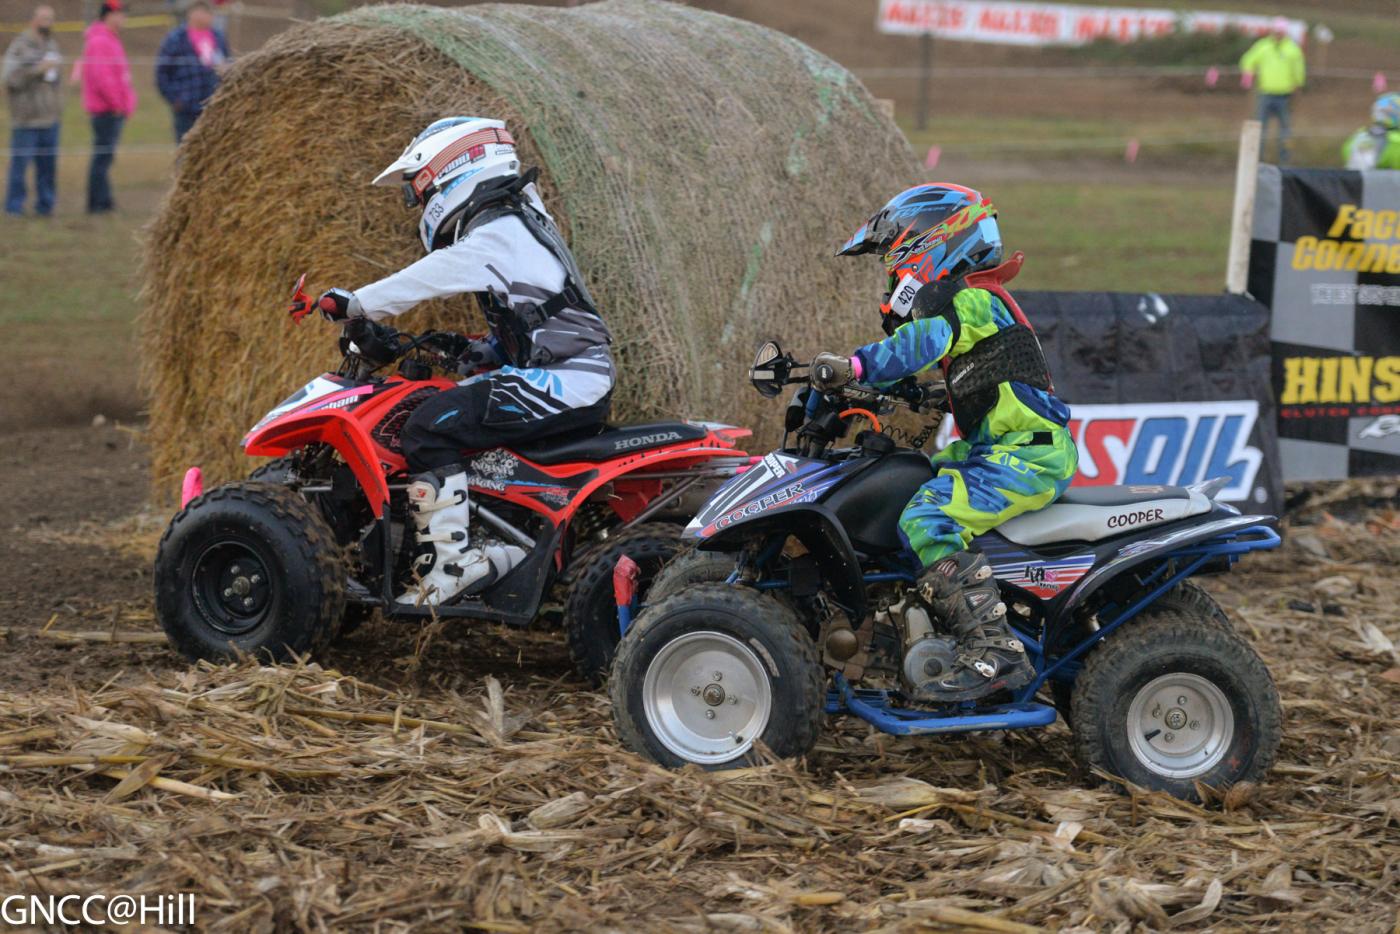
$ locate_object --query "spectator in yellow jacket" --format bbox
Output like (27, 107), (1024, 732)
(1240, 18), (1306, 165)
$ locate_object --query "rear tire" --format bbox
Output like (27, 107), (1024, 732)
(609, 584), (825, 769)
(1070, 607), (1280, 801)
(564, 522), (684, 685)
(1157, 580), (1232, 629)
(155, 482), (346, 663)
(1049, 580), (1235, 724)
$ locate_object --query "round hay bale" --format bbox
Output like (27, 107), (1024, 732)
(142, 0), (915, 491)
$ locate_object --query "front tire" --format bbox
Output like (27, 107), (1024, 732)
(1070, 608), (1281, 801)
(155, 482), (346, 663)
(647, 548), (737, 603)
(563, 522), (683, 685)
(609, 584), (825, 769)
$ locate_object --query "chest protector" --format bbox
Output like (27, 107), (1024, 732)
(459, 181), (599, 367)
(916, 280), (1053, 436)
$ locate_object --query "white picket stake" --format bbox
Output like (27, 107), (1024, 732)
(1226, 120), (1262, 295)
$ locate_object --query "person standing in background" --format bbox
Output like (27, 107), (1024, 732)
(75, 0), (135, 213)
(3, 5), (62, 217)
(155, 0), (229, 143)
(1239, 18), (1306, 165)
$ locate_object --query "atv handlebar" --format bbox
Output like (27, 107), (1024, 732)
(749, 340), (946, 412)
(751, 339), (948, 458)
(338, 318), (462, 379)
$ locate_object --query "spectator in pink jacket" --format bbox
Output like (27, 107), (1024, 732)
(74, 0), (135, 213)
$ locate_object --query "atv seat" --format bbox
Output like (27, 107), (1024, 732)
(512, 421), (709, 465)
(997, 483), (1214, 547)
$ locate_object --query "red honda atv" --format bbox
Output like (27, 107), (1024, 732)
(154, 278), (751, 682)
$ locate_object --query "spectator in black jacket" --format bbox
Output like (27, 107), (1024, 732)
(155, 0), (229, 142)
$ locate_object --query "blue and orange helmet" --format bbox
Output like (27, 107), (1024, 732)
(839, 183), (1003, 332)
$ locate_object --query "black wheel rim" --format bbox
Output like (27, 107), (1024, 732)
(190, 538), (276, 636)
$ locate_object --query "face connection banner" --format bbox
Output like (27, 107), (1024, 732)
(935, 292), (1282, 515)
(875, 0), (1306, 46)
(1248, 167), (1400, 481)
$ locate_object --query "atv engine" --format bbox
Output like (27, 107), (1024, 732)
(878, 595), (959, 697)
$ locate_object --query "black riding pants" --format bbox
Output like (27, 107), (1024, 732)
(400, 382), (611, 472)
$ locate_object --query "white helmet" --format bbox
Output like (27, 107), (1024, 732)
(373, 116), (520, 252)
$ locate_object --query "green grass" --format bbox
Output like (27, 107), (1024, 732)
(992, 180), (1231, 293)
(0, 62), (173, 426)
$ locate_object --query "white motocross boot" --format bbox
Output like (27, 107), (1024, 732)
(396, 466), (526, 607)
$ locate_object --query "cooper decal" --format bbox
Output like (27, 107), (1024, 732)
(1106, 507), (1166, 529)
(713, 481), (806, 531)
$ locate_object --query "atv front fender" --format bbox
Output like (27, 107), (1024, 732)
(244, 409), (390, 517)
(699, 504), (869, 621)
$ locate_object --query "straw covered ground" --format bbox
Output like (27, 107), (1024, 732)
(140, 0), (914, 495)
(1, 442), (1396, 930)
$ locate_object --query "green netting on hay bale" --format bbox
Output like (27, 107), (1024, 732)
(142, 0), (915, 492)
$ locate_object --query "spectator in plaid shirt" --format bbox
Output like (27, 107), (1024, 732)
(155, 0), (229, 143)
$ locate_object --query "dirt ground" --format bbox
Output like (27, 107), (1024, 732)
(1, 423), (1396, 931)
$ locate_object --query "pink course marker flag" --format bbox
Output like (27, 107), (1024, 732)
(1374, 72), (1388, 93)
(924, 145), (941, 169)
(1124, 138), (1140, 164)
(181, 467), (204, 507)
(1205, 66), (1220, 87)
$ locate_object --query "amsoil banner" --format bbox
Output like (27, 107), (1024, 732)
(936, 292), (1282, 514)
(1248, 167), (1400, 481)
(876, 0), (1306, 46)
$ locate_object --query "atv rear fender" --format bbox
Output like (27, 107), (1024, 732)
(244, 409), (390, 517)
(1048, 510), (1277, 627)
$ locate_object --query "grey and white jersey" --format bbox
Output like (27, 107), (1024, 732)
(353, 186), (614, 426)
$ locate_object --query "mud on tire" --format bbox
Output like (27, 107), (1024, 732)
(609, 583), (825, 770)
(1069, 607), (1281, 801)
(564, 522), (683, 685)
(155, 482), (346, 663)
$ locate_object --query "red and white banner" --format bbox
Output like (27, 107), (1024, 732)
(876, 0), (1306, 47)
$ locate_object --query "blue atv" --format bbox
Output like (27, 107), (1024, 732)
(608, 342), (1282, 801)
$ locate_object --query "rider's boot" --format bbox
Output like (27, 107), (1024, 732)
(915, 551), (1032, 702)
(396, 465), (526, 607)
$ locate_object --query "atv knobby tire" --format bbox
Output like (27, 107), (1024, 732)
(246, 458), (373, 639)
(1069, 606), (1281, 801)
(609, 583), (825, 770)
(564, 522), (685, 685)
(155, 482), (347, 663)
(247, 456), (298, 485)
(646, 548), (737, 603)
(1049, 580), (1234, 723)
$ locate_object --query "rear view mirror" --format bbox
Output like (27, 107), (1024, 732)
(750, 340), (790, 398)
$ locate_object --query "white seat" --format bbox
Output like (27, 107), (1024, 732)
(997, 483), (1214, 547)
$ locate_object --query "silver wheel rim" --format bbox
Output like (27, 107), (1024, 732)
(1126, 672), (1234, 779)
(642, 630), (773, 765)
